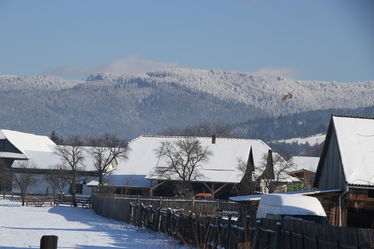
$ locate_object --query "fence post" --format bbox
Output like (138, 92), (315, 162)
(227, 215), (232, 249)
(40, 235), (58, 249)
(129, 204), (134, 224)
(206, 216), (212, 247)
(255, 219), (261, 249)
(216, 216), (221, 249)
(166, 208), (172, 235)
(157, 208), (161, 232)
(273, 221), (282, 249)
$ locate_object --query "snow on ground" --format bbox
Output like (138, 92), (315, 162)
(0, 199), (190, 249)
(271, 133), (325, 146)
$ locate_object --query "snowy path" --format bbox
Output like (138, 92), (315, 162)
(0, 199), (189, 249)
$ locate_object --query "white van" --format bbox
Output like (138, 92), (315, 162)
(256, 194), (328, 224)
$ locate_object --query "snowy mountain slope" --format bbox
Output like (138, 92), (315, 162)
(0, 68), (373, 138)
(81, 69), (374, 116)
(0, 75), (82, 91)
(271, 133), (326, 146)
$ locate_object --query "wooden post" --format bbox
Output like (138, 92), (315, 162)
(273, 222), (282, 249)
(255, 219), (261, 249)
(157, 208), (161, 232)
(40, 235), (58, 249)
(216, 216), (221, 249)
(227, 215), (232, 249)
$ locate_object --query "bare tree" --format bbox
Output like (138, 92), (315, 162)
(256, 151), (294, 193)
(54, 136), (85, 207)
(86, 134), (128, 191)
(45, 164), (70, 195)
(237, 150), (294, 194)
(154, 138), (212, 197)
(12, 161), (37, 206)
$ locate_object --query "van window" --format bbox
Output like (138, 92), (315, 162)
(282, 215), (328, 224)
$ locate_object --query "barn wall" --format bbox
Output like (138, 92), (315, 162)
(317, 128), (346, 190)
(12, 173), (95, 195)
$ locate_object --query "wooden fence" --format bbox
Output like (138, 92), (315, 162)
(128, 203), (374, 249)
(103, 194), (240, 214)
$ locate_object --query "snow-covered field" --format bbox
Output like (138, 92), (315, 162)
(0, 199), (189, 249)
(271, 133), (325, 146)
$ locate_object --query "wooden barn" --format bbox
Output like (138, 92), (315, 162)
(0, 129), (99, 195)
(106, 135), (295, 198)
(314, 115), (374, 228)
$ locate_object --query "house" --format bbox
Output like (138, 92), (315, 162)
(107, 135), (294, 198)
(0, 129), (99, 195)
(314, 115), (374, 227)
(287, 156), (319, 190)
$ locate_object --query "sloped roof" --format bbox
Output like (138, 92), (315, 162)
(289, 156), (319, 173)
(110, 135), (273, 185)
(315, 115), (374, 187)
(0, 129), (60, 169)
(332, 116), (374, 186)
(0, 129), (98, 171)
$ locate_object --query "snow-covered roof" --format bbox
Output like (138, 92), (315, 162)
(0, 129), (98, 171)
(0, 129), (60, 169)
(331, 116), (374, 186)
(109, 135), (274, 186)
(289, 156), (319, 173)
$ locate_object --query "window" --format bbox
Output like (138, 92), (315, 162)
(368, 189), (374, 198)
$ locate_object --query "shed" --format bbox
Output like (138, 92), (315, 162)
(314, 115), (374, 227)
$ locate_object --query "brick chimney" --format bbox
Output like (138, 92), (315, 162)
(212, 135), (216, 144)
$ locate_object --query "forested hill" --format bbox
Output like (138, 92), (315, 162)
(0, 68), (373, 139)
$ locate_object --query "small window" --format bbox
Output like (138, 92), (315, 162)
(368, 189), (374, 198)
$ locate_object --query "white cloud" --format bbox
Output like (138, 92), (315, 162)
(44, 56), (181, 78)
(254, 66), (298, 79)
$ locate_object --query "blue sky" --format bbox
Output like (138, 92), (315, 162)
(0, 0), (373, 81)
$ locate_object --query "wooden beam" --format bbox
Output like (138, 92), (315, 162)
(149, 181), (167, 196)
(203, 182), (229, 199)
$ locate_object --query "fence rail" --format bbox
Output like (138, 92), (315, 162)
(96, 193), (240, 214)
